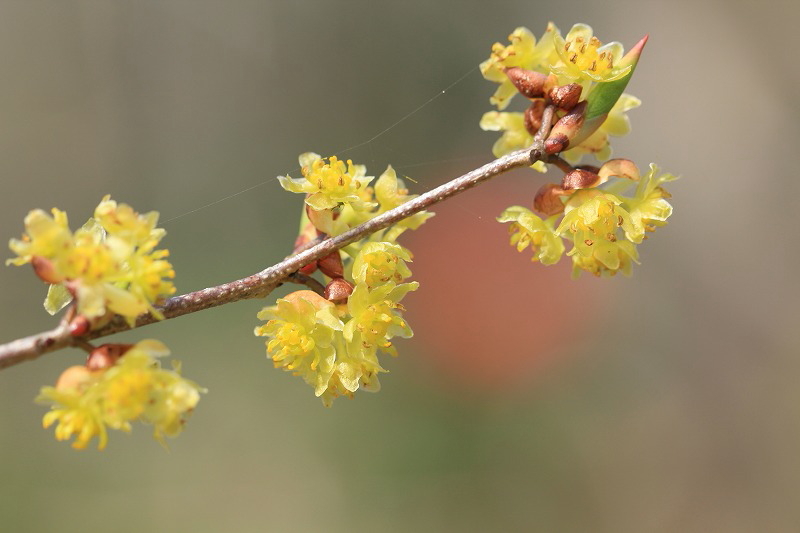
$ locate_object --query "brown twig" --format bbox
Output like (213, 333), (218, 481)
(286, 272), (326, 296)
(547, 154), (575, 174)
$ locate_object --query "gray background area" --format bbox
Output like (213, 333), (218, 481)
(1, 1), (798, 531)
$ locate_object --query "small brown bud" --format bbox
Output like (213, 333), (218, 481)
(533, 183), (570, 216)
(576, 164), (601, 174)
(298, 261), (318, 275)
(544, 134), (570, 155)
(55, 365), (93, 391)
(293, 232), (311, 250)
(324, 278), (354, 304)
(523, 100), (545, 136)
(542, 73), (559, 94)
(317, 251), (344, 279)
(305, 204), (335, 235)
(562, 168), (603, 190)
(284, 290), (331, 310)
(544, 101), (587, 154)
(86, 343), (132, 371)
(504, 67), (548, 98)
(548, 83), (582, 111)
(598, 158), (640, 183)
(31, 256), (64, 284)
(69, 315), (91, 337)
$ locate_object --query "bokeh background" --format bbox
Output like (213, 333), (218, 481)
(1, 1), (798, 531)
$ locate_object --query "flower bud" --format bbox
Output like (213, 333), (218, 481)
(69, 315), (91, 336)
(545, 101), (587, 154)
(548, 83), (582, 111)
(533, 183), (570, 216)
(283, 290), (333, 311)
(523, 100), (545, 136)
(317, 251), (344, 279)
(598, 158), (640, 182)
(298, 262), (318, 275)
(55, 365), (93, 392)
(86, 343), (132, 371)
(504, 67), (549, 98)
(324, 278), (354, 304)
(31, 256), (64, 284)
(305, 204), (335, 235)
(562, 168), (604, 190)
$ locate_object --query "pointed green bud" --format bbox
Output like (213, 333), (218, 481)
(585, 34), (648, 121)
(569, 35), (648, 149)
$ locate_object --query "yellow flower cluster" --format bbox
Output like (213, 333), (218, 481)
(36, 340), (204, 450)
(479, 22), (640, 166)
(267, 154), (430, 405)
(7, 196), (175, 325)
(256, 279), (416, 406)
(499, 164), (676, 277)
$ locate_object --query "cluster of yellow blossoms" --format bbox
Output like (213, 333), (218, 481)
(8, 197), (204, 449)
(8, 195), (175, 324)
(481, 22), (676, 276)
(258, 153), (430, 405)
(480, 23), (641, 167)
(36, 340), (204, 450)
(499, 162), (676, 277)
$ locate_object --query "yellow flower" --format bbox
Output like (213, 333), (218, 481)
(8, 197), (175, 324)
(255, 289), (395, 406)
(551, 24), (632, 83)
(94, 195), (164, 249)
(278, 153), (375, 211)
(569, 241), (639, 278)
(622, 164), (677, 242)
(332, 165), (433, 239)
(255, 290), (344, 393)
(36, 340), (203, 450)
(373, 166), (434, 237)
(480, 24), (560, 110)
(497, 206), (565, 265)
(556, 189), (640, 277)
(343, 281), (417, 359)
(39, 377), (109, 450)
(351, 241), (413, 288)
(7, 208), (72, 269)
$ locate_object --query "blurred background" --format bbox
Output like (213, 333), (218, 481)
(1, 1), (798, 531)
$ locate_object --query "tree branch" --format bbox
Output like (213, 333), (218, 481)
(0, 147), (542, 370)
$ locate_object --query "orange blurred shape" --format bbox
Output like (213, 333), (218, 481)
(403, 169), (604, 390)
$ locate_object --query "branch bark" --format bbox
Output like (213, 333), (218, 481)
(0, 145), (544, 370)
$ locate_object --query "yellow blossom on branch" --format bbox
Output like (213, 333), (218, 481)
(36, 340), (204, 450)
(497, 206), (565, 265)
(278, 152), (375, 211)
(551, 23), (632, 83)
(7, 196), (175, 325)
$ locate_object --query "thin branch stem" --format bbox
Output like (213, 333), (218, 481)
(547, 154), (574, 174)
(286, 272), (326, 296)
(0, 136), (550, 370)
